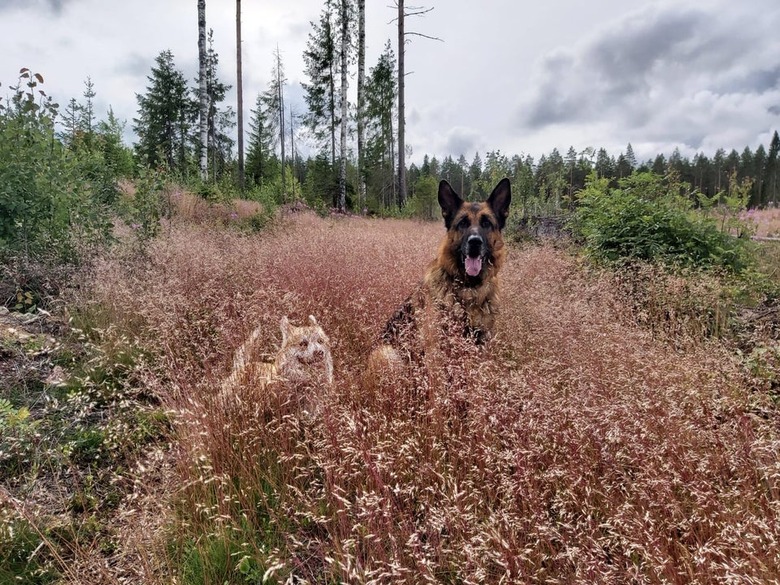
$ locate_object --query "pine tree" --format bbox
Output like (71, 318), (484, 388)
(261, 49), (287, 197)
(625, 142), (637, 170)
(457, 154), (469, 194)
(82, 77), (96, 146)
(364, 41), (397, 207)
(469, 152), (483, 195)
(134, 50), (194, 173)
(766, 131), (780, 205)
(754, 144), (767, 206)
(303, 1), (339, 165)
(59, 97), (83, 148)
(246, 93), (276, 187)
(595, 148), (614, 179)
(201, 30), (234, 180)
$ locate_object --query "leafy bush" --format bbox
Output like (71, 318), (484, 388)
(0, 70), (113, 265)
(571, 172), (753, 273)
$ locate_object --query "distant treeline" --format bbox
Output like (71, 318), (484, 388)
(407, 132), (780, 214)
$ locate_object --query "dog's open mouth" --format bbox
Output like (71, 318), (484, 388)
(464, 255), (483, 277)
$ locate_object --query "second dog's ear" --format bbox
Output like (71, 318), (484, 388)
(280, 316), (291, 344)
(438, 180), (464, 229)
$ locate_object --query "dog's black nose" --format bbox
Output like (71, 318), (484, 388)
(467, 235), (483, 257)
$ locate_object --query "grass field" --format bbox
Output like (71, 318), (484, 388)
(77, 211), (777, 583)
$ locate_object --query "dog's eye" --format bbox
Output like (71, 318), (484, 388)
(457, 217), (470, 230)
(480, 217), (494, 229)
(299, 339), (309, 348)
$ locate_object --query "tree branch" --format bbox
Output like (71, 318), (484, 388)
(405, 31), (443, 42)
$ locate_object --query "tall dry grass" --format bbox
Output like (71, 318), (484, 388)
(90, 212), (780, 583)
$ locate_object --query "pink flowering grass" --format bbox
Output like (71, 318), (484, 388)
(742, 207), (780, 238)
(91, 212), (780, 583)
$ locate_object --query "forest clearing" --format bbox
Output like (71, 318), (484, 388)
(3, 205), (779, 583)
(3, 0), (779, 580)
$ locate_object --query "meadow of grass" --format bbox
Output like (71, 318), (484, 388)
(75, 210), (780, 584)
(743, 206), (780, 239)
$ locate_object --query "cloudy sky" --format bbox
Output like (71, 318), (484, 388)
(1, 0), (779, 165)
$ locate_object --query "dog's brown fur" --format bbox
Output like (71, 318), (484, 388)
(379, 178), (511, 361)
(221, 315), (333, 403)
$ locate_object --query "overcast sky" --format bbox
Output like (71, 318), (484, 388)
(1, 0), (779, 165)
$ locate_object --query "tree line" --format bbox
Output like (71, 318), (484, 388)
(408, 134), (780, 217)
(127, 0), (778, 217)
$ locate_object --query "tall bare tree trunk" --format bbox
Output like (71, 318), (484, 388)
(290, 107), (296, 198)
(276, 47), (286, 200)
(236, 0), (245, 191)
(198, 0), (208, 181)
(357, 0), (366, 211)
(397, 0), (406, 208)
(338, 0), (349, 212)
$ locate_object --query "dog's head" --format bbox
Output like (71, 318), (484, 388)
(277, 315), (334, 385)
(437, 178), (511, 284)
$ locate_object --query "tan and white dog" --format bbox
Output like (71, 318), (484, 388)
(221, 315), (333, 410)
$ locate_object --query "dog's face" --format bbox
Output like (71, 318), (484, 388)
(437, 178), (511, 283)
(277, 315), (334, 385)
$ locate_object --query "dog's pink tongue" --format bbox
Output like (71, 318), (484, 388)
(465, 256), (482, 277)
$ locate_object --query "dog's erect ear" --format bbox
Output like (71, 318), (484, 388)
(280, 316), (292, 344)
(438, 180), (464, 229)
(487, 178), (511, 230)
(308, 315), (318, 326)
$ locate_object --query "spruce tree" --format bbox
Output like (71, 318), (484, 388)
(246, 93), (276, 187)
(199, 29), (234, 180)
(766, 131), (780, 205)
(134, 50), (194, 173)
(303, 1), (339, 166)
(364, 41), (397, 206)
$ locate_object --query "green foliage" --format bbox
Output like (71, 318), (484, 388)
(302, 154), (338, 208)
(134, 51), (195, 174)
(119, 166), (167, 247)
(404, 175), (438, 220)
(0, 69), (112, 265)
(571, 172), (754, 273)
(0, 515), (58, 585)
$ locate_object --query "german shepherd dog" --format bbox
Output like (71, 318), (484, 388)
(377, 178), (511, 367)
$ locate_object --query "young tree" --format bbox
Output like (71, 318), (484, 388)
(364, 41), (397, 207)
(82, 77), (96, 146)
(59, 97), (82, 147)
(246, 92), (277, 187)
(197, 0), (208, 180)
(766, 131), (780, 205)
(303, 1), (338, 166)
(134, 50), (194, 173)
(201, 30), (235, 180)
(262, 49), (288, 198)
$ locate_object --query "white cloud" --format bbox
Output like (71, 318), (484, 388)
(1, 0), (778, 164)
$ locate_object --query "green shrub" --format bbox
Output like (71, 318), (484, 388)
(403, 175), (439, 221)
(571, 172), (753, 273)
(0, 70), (113, 265)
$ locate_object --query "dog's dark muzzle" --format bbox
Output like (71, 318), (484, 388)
(466, 234), (484, 258)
